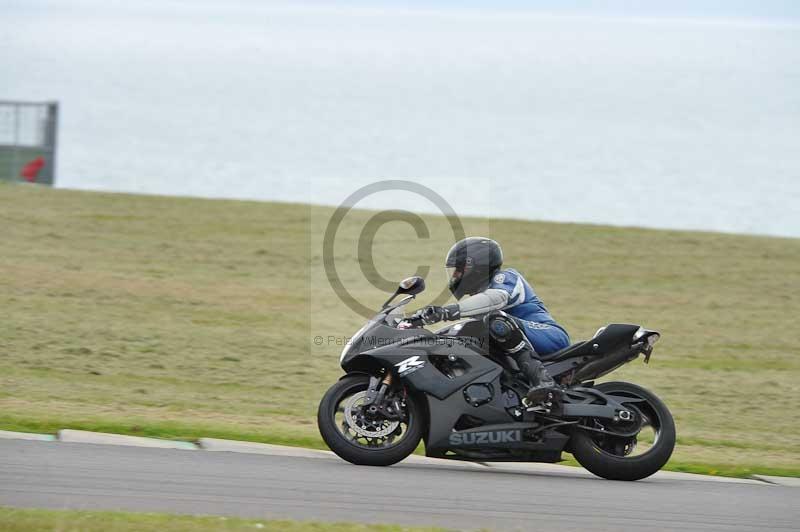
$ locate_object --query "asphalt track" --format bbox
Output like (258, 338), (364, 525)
(1, 439), (797, 531)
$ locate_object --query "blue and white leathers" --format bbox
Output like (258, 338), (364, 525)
(456, 268), (570, 355)
(488, 268), (570, 354)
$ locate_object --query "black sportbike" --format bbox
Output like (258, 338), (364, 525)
(318, 276), (675, 480)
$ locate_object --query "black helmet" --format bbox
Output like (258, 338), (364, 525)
(445, 237), (503, 300)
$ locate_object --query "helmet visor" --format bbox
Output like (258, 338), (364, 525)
(446, 266), (463, 285)
(446, 265), (467, 298)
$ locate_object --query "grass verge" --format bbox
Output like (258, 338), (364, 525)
(1, 183), (798, 478)
(0, 507), (447, 532)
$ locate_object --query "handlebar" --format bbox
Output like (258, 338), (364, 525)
(407, 314), (425, 325)
(398, 312), (425, 329)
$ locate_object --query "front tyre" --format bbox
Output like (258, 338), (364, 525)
(571, 381), (676, 481)
(317, 374), (423, 466)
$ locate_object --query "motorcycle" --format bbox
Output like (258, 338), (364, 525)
(317, 276), (676, 481)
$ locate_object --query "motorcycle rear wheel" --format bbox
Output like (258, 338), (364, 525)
(318, 374), (423, 466)
(571, 381), (676, 481)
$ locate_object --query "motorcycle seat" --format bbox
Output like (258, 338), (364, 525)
(538, 341), (591, 362)
(538, 323), (641, 362)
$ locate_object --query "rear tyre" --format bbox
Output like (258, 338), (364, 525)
(317, 374), (423, 466)
(571, 381), (675, 481)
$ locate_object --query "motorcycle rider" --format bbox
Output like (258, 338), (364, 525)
(416, 237), (570, 405)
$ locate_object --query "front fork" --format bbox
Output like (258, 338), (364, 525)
(361, 373), (403, 421)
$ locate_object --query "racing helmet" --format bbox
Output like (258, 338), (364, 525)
(445, 237), (503, 300)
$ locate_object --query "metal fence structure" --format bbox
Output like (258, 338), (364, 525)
(0, 101), (58, 185)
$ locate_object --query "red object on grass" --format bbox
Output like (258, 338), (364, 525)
(20, 157), (46, 182)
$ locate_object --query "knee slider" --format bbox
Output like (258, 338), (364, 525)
(484, 311), (526, 352)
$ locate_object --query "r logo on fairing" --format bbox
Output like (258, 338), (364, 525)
(395, 355), (425, 375)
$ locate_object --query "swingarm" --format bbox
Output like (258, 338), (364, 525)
(556, 386), (643, 422)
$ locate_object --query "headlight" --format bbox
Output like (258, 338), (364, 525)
(339, 343), (353, 362)
(340, 320), (375, 362)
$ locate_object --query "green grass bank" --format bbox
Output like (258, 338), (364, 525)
(1, 182), (798, 478)
(0, 507), (446, 532)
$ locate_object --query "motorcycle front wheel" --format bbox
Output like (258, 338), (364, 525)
(570, 381), (676, 481)
(317, 374), (423, 466)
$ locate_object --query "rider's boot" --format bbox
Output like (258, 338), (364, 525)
(516, 350), (559, 405)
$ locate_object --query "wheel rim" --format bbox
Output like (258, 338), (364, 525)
(584, 389), (663, 459)
(333, 385), (412, 450)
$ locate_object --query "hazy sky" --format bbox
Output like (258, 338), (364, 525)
(3, 0), (798, 237)
(308, 0), (800, 20)
(7, 0), (798, 21)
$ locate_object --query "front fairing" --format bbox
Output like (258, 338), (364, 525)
(340, 324), (432, 370)
(339, 318), (379, 363)
(339, 295), (418, 368)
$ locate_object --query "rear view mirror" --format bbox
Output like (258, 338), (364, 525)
(398, 276), (425, 296)
(382, 276), (426, 308)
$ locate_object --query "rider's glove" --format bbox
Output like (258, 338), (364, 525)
(421, 304), (460, 324)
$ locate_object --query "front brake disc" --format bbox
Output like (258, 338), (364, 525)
(343, 391), (400, 438)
